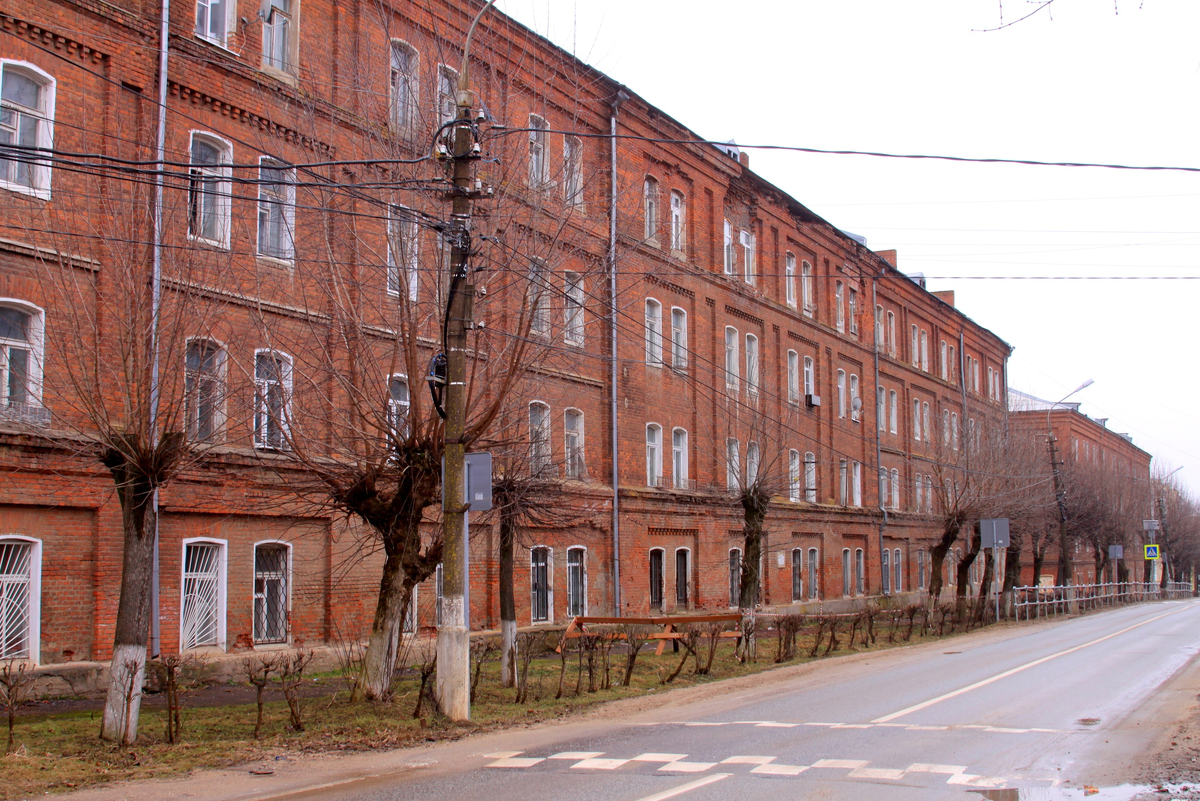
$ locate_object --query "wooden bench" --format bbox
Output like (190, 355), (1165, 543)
(555, 614), (743, 655)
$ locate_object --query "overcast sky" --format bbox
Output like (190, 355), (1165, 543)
(498, 0), (1200, 494)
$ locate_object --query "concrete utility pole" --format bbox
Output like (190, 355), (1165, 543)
(1046, 379), (1092, 586)
(437, 0), (495, 722)
(1158, 495), (1171, 588)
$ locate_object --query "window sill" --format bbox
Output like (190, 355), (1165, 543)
(251, 641), (292, 651)
(259, 64), (298, 87)
(0, 179), (51, 202)
(257, 254), (294, 269)
(188, 233), (230, 251)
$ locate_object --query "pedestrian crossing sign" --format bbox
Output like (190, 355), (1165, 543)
(1144, 544), (1161, 559)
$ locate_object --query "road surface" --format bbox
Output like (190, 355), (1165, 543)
(71, 599), (1200, 801)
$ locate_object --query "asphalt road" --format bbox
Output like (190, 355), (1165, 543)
(69, 599), (1200, 801)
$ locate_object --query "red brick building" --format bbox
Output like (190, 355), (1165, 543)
(0, 0), (1013, 667)
(1009, 391), (1153, 586)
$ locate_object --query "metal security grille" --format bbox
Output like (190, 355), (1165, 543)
(182, 543), (220, 649)
(566, 549), (584, 617)
(0, 541), (31, 659)
(530, 549), (548, 622)
(649, 550), (664, 610)
(253, 545), (288, 644)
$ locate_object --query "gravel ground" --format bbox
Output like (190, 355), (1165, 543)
(1131, 702), (1200, 800)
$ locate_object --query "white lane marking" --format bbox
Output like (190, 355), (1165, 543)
(804, 722), (839, 726)
(482, 751), (523, 759)
(811, 759), (870, 769)
(755, 722), (799, 728)
(906, 763), (968, 774)
(831, 723), (873, 729)
(984, 727), (1029, 733)
(549, 751), (604, 760)
(634, 773), (732, 801)
(659, 761), (718, 773)
(684, 722), (728, 727)
(751, 763), (809, 776)
(633, 753), (689, 763)
(485, 757), (545, 768)
(904, 725), (949, 731)
(571, 758), (630, 770)
(720, 756), (776, 765)
(848, 767), (906, 780)
(872, 606), (1188, 723)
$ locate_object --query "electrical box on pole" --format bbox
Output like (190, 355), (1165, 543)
(465, 452), (492, 511)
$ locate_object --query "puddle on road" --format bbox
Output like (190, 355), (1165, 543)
(974, 785), (1192, 800)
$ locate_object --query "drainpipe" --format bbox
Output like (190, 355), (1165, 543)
(871, 277), (886, 596)
(148, 0), (170, 659)
(608, 87), (629, 616)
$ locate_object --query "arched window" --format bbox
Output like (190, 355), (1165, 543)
(887, 311), (896, 355)
(564, 136), (583, 205)
(181, 538), (227, 650)
(253, 541), (290, 644)
(645, 424), (662, 487)
(891, 468), (900, 509)
(842, 548), (852, 596)
(951, 412), (959, 451)
(644, 299), (662, 365)
(670, 308), (688, 369)
(913, 398), (922, 442)
(801, 261), (814, 313)
(724, 327), (739, 391)
(923, 402), (931, 443)
(882, 547), (891, 594)
(729, 548), (742, 607)
(670, 190), (685, 251)
(529, 402), (551, 476)
(257, 157), (295, 263)
(564, 409), (584, 479)
(566, 547), (586, 617)
(803, 356), (815, 397)
(855, 549), (865, 595)
(726, 438), (740, 488)
(785, 252), (797, 308)
(0, 300), (45, 420)
(387, 374), (410, 440)
(253, 350), (292, 450)
(744, 334), (759, 395)
(564, 272), (585, 345)
(188, 132), (232, 247)
(804, 452), (817, 503)
(643, 176), (659, 241)
(671, 428), (689, 489)
(185, 339), (225, 442)
(528, 114), (549, 187)
(894, 548), (903, 593)
(791, 548), (804, 602)
(0, 536), (41, 662)
(388, 204), (420, 301)
(0, 62), (55, 197)
(837, 369), (847, 418)
(530, 547), (550, 622)
(920, 330), (929, 372)
(787, 350), (799, 404)
(745, 441), (760, 485)
(675, 548), (690, 607)
(911, 324), (919, 366)
(389, 40), (419, 135)
(788, 449), (801, 502)
(527, 260), (550, 336)
(649, 548), (665, 610)
(888, 390), (898, 434)
(808, 547), (819, 599)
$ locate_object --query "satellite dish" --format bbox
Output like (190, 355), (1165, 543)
(852, 397), (863, 412)
(258, 0), (273, 20)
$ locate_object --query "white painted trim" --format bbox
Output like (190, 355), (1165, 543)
(672, 546), (691, 611)
(529, 545), (553, 624)
(565, 545), (587, 617)
(0, 60), (55, 200)
(0, 535), (41, 665)
(186, 130), (234, 249)
(0, 297), (45, 405)
(180, 537), (228, 652)
(251, 539), (292, 645)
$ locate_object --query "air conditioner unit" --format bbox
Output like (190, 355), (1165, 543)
(806, 394), (821, 408)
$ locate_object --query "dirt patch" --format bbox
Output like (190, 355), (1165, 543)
(1130, 697), (1200, 800)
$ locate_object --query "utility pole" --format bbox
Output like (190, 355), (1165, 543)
(436, 0), (494, 722)
(1158, 495), (1171, 589)
(1048, 433), (1072, 585)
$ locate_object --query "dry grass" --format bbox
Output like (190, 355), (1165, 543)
(0, 620), (956, 798)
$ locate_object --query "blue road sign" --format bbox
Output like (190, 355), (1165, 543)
(1144, 544), (1161, 560)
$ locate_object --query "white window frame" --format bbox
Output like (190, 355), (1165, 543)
(187, 132), (233, 248)
(849, 373), (860, 422)
(839, 459), (848, 505)
(644, 176), (659, 241)
(808, 547), (819, 599)
(438, 64), (460, 127)
(835, 281), (845, 332)
(915, 474), (924, 512)
(252, 539), (292, 646)
(387, 373), (410, 441)
(887, 311), (896, 356)
(848, 287), (858, 334)
(644, 298), (663, 366)
(877, 385), (886, 431)
(842, 548), (852, 597)
(670, 307), (688, 370)
(261, 0), (298, 76)
(564, 271), (585, 346)
(529, 401), (551, 476)
(890, 468), (900, 509)
(911, 324), (919, 366)
(387, 204), (419, 301)
(671, 427), (689, 489)
(674, 547), (691, 609)
(724, 326), (739, 392)
(791, 548), (804, 602)
(801, 260), (814, 315)
(882, 546), (891, 594)
(746, 441), (760, 486)
(184, 337), (226, 443)
(566, 546), (587, 617)
(0, 299), (45, 411)
(803, 356), (815, 397)
(564, 408), (584, 480)
(913, 398), (922, 442)
(563, 135), (583, 206)
(785, 252), (797, 308)
(529, 545), (553, 624)
(853, 461), (862, 507)
(804, 451), (817, 503)
(744, 333), (759, 396)
(528, 260), (551, 338)
(645, 423), (662, 487)
(888, 389), (898, 434)
(389, 39), (419, 137)
(195, 0), (235, 47)
(920, 330), (929, 372)
(253, 349), (292, 450)
(528, 114), (549, 188)
(788, 449), (801, 502)
(180, 537), (228, 651)
(0, 535), (41, 664)
(940, 340), (949, 380)
(787, 350), (799, 404)
(723, 219), (735, 275)
(837, 369), (846, 418)
(0, 61), (56, 199)
(855, 548), (865, 595)
(256, 157), (295, 264)
(923, 402), (931, 443)
(669, 190), (685, 252)
(649, 547), (666, 610)
(726, 438), (740, 489)
(741, 229), (756, 284)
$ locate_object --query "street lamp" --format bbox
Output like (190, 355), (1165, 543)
(1047, 378), (1093, 587)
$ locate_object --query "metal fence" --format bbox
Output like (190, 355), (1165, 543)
(1012, 580), (1193, 622)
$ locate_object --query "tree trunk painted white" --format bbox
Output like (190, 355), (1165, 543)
(500, 618), (517, 688)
